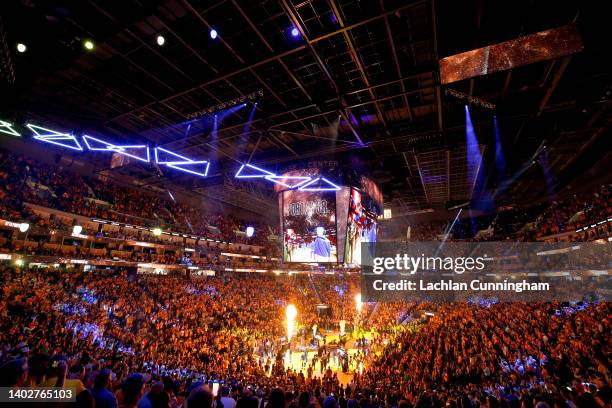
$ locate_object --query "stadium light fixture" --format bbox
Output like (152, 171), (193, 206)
(297, 177), (341, 191)
(15, 259), (25, 266)
(166, 161), (210, 177)
(84, 40), (95, 50)
(291, 27), (299, 37)
(156, 35), (165, 46)
(246, 226), (255, 238)
(72, 225), (83, 235)
(0, 120), (20, 136)
(154, 147), (196, 164)
(82, 135), (150, 162)
(16, 43), (27, 53)
(19, 223), (30, 233)
(27, 124), (83, 151)
(234, 163), (275, 178)
(154, 147), (210, 177)
(209, 29), (218, 39)
(153, 228), (162, 236)
(264, 175), (311, 189)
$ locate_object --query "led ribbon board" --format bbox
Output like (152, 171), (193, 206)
(154, 147), (210, 177)
(27, 124), (83, 151)
(82, 135), (150, 162)
(0, 120), (20, 136)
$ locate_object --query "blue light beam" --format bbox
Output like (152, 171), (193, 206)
(493, 114), (506, 180)
(464, 106), (483, 197)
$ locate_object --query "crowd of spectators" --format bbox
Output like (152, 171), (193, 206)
(360, 302), (610, 408)
(1, 149), (611, 408)
(400, 185), (610, 242)
(0, 266), (375, 406)
(0, 148), (277, 247)
(1, 265), (609, 408)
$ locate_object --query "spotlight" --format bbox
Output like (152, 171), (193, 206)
(72, 225), (83, 235)
(84, 40), (95, 50)
(153, 228), (162, 236)
(16, 43), (27, 53)
(19, 223), (30, 233)
(291, 27), (299, 37)
(15, 259), (25, 267)
(209, 29), (218, 40)
(246, 226), (255, 238)
(156, 35), (165, 46)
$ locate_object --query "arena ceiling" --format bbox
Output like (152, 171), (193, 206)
(1, 0), (610, 216)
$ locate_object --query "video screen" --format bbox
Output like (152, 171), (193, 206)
(282, 190), (337, 263)
(345, 188), (380, 265)
(439, 24), (583, 85)
(335, 187), (350, 264)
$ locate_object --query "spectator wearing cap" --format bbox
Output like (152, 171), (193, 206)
(91, 369), (118, 408)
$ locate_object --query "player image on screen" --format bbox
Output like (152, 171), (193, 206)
(282, 190), (337, 262)
(345, 188), (379, 265)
